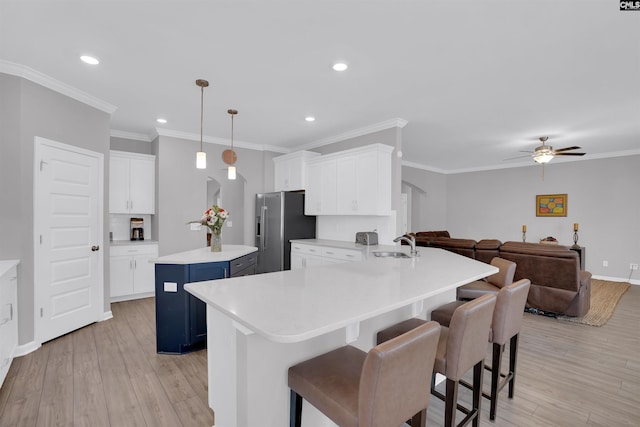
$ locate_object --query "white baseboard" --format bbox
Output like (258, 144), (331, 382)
(100, 310), (113, 321)
(14, 341), (41, 357)
(592, 274), (639, 285)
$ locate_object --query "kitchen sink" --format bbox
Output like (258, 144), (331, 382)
(373, 251), (411, 258)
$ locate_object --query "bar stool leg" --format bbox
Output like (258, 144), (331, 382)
(290, 390), (302, 427)
(509, 334), (519, 398)
(490, 342), (504, 420)
(444, 378), (458, 427)
(472, 361), (483, 427)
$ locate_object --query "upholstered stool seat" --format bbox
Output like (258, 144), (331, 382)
(289, 321), (441, 427)
(457, 257), (516, 300)
(431, 279), (531, 420)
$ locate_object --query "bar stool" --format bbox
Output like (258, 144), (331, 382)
(288, 321), (440, 427)
(456, 257), (516, 300)
(431, 279), (531, 420)
(377, 294), (497, 427)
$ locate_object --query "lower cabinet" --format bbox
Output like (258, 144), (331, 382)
(154, 252), (257, 354)
(110, 243), (159, 301)
(290, 243), (362, 269)
(0, 261), (18, 389)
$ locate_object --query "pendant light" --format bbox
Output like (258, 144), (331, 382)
(195, 79), (209, 169)
(222, 109), (238, 180)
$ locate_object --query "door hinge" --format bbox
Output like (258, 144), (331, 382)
(40, 160), (48, 171)
(40, 235), (43, 244)
(40, 307), (44, 318)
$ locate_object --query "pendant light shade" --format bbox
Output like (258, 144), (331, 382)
(196, 79), (209, 169)
(223, 109), (238, 180)
(196, 151), (207, 169)
(228, 166), (236, 180)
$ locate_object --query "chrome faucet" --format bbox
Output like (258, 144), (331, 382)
(393, 234), (418, 256)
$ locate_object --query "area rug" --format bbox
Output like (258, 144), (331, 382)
(559, 279), (630, 326)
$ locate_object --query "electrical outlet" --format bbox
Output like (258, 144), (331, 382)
(631, 263), (639, 271)
(602, 260), (608, 267)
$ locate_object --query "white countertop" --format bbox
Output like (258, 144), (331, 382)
(0, 260), (20, 277)
(290, 238), (403, 257)
(185, 247), (497, 343)
(152, 245), (257, 264)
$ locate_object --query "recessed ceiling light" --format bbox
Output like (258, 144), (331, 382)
(332, 63), (348, 71)
(156, 118), (167, 124)
(80, 55), (99, 65)
(305, 116), (315, 122)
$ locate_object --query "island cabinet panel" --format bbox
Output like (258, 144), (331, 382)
(155, 252), (257, 354)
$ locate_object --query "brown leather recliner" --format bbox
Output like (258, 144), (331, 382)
(498, 241), (591, 317)
(430, 237), (477, 259)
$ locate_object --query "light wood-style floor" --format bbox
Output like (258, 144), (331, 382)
(1, 286), (639, 426)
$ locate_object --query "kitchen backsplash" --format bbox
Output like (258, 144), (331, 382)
(109, 214), (152, 241)
(316, 212), (397, 245)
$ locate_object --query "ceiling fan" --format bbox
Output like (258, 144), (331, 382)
(506, 137), (586, 164)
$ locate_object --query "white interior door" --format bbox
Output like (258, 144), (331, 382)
(35, 137), (103, 344)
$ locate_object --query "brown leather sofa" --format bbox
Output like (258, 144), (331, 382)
(404, 232), (591, 316)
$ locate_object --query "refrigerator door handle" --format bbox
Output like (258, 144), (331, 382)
(261, 205), (268, 251)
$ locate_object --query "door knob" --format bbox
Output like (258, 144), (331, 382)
(91, 245), (100, 251)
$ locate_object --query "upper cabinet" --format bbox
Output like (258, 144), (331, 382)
(273, 151), (320, 191)
(305, 158), (337, 215)
(109, 151), (156, 214)
(305, 144), (393, 216)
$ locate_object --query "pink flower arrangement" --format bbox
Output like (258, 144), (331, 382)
(195, 205), (229, 234)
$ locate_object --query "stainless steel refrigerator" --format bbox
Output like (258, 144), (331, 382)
(255, 191), (316, 273)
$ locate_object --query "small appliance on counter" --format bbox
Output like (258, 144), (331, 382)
(130, 217), (144, 241)
(355, 231), (378, 246)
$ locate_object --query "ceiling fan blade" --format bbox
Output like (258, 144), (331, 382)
(554, 152), (585, 156)
(503, 155), (533, 161)
(553, 146), (581, 153)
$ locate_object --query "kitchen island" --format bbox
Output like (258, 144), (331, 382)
(152, 245), (257, 354)
(185, 246), (497, 426)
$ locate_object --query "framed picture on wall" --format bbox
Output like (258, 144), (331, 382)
(536, 194), (567, 217)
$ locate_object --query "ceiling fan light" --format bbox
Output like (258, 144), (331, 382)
(228, 165), (236, 180)
(534, 153), (554, 164)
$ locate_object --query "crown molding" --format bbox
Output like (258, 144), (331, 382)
(403, 149), (640, 175)
(0, 60), (117, 114)
(298, 118), (408, 151)
(154, 128), (290, 154)
(110, 130), (153, 142)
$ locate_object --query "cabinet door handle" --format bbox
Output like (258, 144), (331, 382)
(134, 259), (137, 269)
(234, 262), (243, 268)
(224, 268), (228, 278)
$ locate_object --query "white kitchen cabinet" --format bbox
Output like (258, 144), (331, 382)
(109, 151), (155, 214)
(305, 158), (337, 215)
(273, 151), (320, 191)
(110, 243), (158, 301)
(290, 243), (361, 269)
(305, 144), (393, 216)
(0, 261), (19, 389)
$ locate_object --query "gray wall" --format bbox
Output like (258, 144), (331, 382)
(110, 136), (153, 154)
(403, 155), (640, 281)
(155, 135), (278, 256)
(402, 166), (448, 231)
(0, 74), (111, 345)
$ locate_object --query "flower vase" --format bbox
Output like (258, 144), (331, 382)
(211, 230), (222, 252)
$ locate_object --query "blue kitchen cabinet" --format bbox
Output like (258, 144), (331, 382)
(154, 251), (257, 354)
